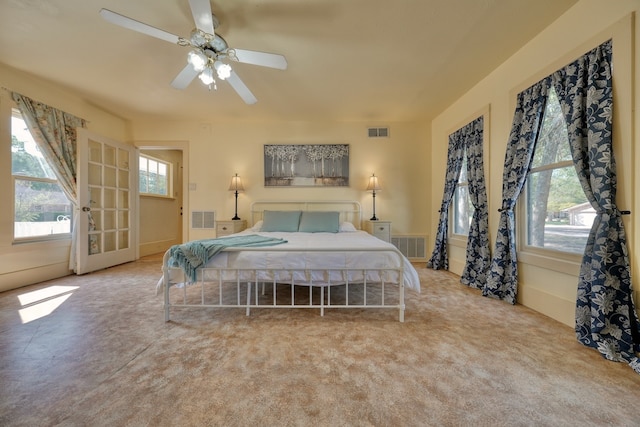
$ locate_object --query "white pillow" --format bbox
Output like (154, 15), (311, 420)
(250, 220), (263, 231)
(339, 222), (357, 232)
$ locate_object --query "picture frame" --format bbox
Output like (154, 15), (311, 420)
(264, 144), (349, 187)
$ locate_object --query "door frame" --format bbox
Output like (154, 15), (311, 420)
(134, 140), (190, 246)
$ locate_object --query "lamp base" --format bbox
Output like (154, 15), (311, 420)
(231, 215), (241, 220)
(370, 215), (378, 221)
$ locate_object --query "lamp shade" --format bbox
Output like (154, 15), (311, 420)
(366, 174), (381, 192)
(228, 174), (244, 192)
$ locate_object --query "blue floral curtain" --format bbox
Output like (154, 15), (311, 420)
(460, 117), (491, 289)
(483, 78), (551, 303)
(427, 116), (489, 280)
(12, 92), (86, 271)
(427, 128), (465, 270)
(552, 40), (640, 373)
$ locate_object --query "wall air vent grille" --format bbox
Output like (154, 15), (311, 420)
(368, 127), (389, 138)
(391, 235), (427, 261)
(192, 211), (215, 229)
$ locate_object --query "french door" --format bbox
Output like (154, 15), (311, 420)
(76, 129), (138, 274)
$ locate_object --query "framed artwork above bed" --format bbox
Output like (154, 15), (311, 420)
(264, 144), (349, 187)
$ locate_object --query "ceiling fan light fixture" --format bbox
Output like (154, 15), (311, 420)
(198, 67), (215, 86)
(100, 2), (286, 103)
(214, 61), (232, 80)
(209, 34), (228, 52)
(187, 49), (208, 72)
(190, 29), (208, 47)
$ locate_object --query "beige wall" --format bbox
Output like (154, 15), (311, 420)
(430, 0), (639, 326)
(0, 63), (130, 292)
(130, 120), (431, 242)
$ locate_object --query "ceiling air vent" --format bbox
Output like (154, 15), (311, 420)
(368, 127), (389, 138)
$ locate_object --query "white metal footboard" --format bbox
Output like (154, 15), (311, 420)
(162, 247), (406, 322)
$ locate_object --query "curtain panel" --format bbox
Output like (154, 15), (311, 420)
(483, 78), (551, 304)
(427, 116), (490, 286)
(426, 124), (467, 270)
(459, 117), (491, 289)
(551, 40), (640, 373)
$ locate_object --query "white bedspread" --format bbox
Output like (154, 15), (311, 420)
(174, 230), (421, 292)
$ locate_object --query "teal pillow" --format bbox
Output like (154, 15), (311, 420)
(298, 211), (340, 233)
(261, 210), (302, 232)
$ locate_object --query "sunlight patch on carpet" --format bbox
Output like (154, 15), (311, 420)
(17, 285), (78, 323)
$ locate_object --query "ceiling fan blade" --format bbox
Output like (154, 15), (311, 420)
(99, 9), (181, 45)
(226, 71), (257, 104)
(188, 0), (215, 36)
(232, 49), (288, 70)
(171, 64), (199, 89)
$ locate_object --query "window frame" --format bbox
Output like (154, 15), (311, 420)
(451, 150), (474, 239)
(446, 109), (489, 250)
(138, 153), (173, 199)
(11, 107), (73, 243)
(515, 90), (584, 274)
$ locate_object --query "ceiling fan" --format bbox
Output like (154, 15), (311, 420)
(99, 0), (287, 104)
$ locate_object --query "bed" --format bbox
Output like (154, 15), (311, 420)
(160, 201), (421, 322)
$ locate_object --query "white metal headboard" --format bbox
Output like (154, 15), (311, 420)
(249, 200), (362, 229)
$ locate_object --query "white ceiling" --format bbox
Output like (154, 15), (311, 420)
(0, 0), (577, 123)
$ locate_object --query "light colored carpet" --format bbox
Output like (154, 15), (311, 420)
(1, 255), (639, 426)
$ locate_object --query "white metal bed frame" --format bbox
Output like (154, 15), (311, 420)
(161, 201), (407, 322)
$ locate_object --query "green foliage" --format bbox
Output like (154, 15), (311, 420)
(12, 134), (71, 223)
(11, 135), (46, 177)
(547, 167), (584, 211)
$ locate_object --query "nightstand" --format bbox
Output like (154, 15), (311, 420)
(364, 220), (391, 243)
(216, 220), (246, 237)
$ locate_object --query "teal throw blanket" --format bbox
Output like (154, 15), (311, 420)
(169, 234), (287, 283)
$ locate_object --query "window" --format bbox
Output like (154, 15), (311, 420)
(524, 87), (590, 255)
(452, 152), (474, 236)
(11, 108), (73, 239)
(139, 154), (171, 196)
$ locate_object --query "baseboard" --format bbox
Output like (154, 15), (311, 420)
(139, 239), (179, 257)
(0, 262), (71, 293)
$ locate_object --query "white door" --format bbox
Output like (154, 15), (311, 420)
(76, 128), (138, 274)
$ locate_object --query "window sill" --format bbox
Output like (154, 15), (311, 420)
(517, 249), (581, 276)
(448, 234), (468, 248)
(448, 236), (582, 276)
(13, 234), (72, 245)
(140, 194), (175, 200)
